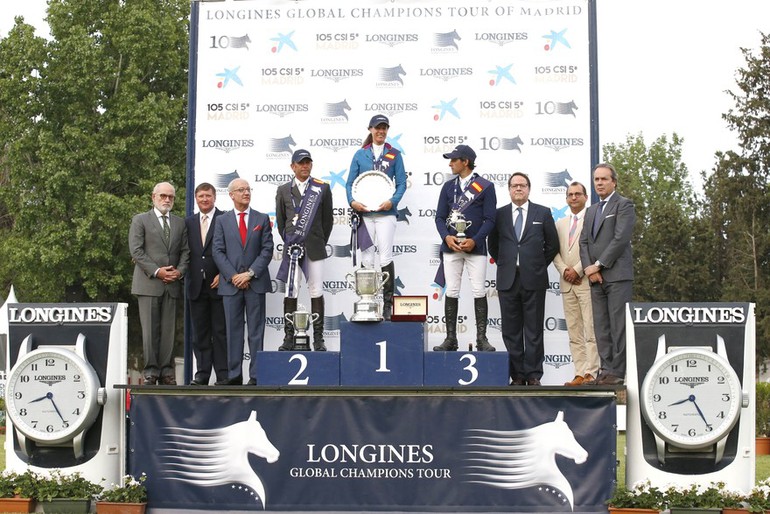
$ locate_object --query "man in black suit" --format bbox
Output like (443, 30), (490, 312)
(489, 172), (558, 386)
(580, 163), (635, 385)
(275, 149), (334, 351)
(185, 183), (227, 385)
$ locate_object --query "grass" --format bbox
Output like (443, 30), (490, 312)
(617, 433), (770, 486)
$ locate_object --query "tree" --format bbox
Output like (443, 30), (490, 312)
(0, 0), (189, 304)
(703, 32), (770, 367)
(602, 133), (718, 303)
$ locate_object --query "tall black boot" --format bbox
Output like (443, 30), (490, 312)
(474, 297), (495, 351)
(311, 296), (327, 351)
(433, 296), (458, 351)
(381, 261), (395, 321)
(279, 297), (297, 351)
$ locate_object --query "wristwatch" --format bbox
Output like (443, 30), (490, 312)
(594, 260), (603, 269)
(247, 269), (255, 278)
(640, 334), (747, 466)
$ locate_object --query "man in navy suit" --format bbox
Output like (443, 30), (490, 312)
(580, 163), (635, 386)
(213, 178), (274, 385)
(489, 172), (558, 386)
(185, 183), (227, 385)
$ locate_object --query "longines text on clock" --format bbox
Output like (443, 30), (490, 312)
(9, 306), (113, 324)
(632, 306), (746, 324)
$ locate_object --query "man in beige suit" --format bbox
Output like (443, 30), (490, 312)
(553, 181), (598, 386)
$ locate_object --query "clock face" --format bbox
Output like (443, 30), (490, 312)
(641, 348), (742, 449)
(5, 347), (101, 444)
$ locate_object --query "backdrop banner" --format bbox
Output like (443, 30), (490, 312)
(129, 392), (616, 512)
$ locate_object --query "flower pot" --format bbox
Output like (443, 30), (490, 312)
(668, 509), (721, 514)
(95, 502), (147, 514)
(608, 508), (660, 514)
(0, 497), (35, 513)
(722, 509), (750, 514)
(39, 498), (91, 514)
(757, 436), (770, 455)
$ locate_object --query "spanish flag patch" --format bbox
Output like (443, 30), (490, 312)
(470, 181), (483, 193)
(384, 152), (396, 160)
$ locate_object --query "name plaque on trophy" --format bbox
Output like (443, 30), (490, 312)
(391, 296), (428, 322)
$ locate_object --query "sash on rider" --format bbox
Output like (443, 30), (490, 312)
(277, 179), (325, 297)
(434, 175), (493, 287)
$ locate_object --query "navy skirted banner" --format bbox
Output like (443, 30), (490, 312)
(128, 390), (617, 513)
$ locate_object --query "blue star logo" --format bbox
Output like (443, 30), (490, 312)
(431, 98), (460, 120)
(322, 169), (347, 190)
(488, 64), (516, 86)
(387, 133), (405, 154)
(551, 205), (568, 221)
(270, 31), (297, 53)
(215, 66), (243, 88)
(543, 29), (570, 51)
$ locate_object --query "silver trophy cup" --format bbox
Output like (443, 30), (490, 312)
(285, 305), (319, 351)
(346, 268), (390, 322)
(449, 215), (473, 243)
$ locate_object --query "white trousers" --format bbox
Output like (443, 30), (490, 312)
(443, 252), (487, 298)
(361, 214), (397, 268)
(286, 257), (325, 298)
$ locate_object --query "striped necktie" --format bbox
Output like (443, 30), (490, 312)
(568, 215), (578, 246)
(162, 215), (170, 242)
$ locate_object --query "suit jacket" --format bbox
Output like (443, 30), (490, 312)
(185, 208), (223, 301)
(488, 202), (558, 291)
(553, 209), (587, 294)
(579, 192), (635, 282)
(212, 208), (274, 295)
(129, 209), (189, 297)
(434, 175), (497, 256)
(275, 178), (333, 261)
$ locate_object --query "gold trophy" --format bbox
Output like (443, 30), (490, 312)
(284, 304), (318, 351)
(346, 268), (390, 322)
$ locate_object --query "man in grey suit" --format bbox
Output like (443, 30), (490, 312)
(580, 163), (635, 386)
(489, 172), (559, 386)
(129, 181), (190, 385)
(213, 178), (274, 385)
(275, 149), (333, 351)
(185, 183), (227, 385)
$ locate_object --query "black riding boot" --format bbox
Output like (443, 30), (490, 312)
(433, 296), (459, 351)
(474, 297), (495, 351)
(381, 261), (395, 321)
(279, 297), (297, 351)
(311, 297), (327, 351)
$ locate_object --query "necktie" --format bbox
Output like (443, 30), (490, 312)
(162, 215), (170, 242)
(568, 215), (579, 246)
(201, 214), (208, 245)
(514, 207), (523, 240)
(592, 200), (606, 238)
(238, 212), (247, 246)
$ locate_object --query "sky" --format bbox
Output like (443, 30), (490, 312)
(1, 0), (768, 188)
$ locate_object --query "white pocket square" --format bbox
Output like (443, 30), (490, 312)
(605, 214), (616, 218)
(533, 221), (543, 225)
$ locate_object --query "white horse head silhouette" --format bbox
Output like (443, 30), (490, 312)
(160, 410), (279, 509)
(463, 411), (587, 510)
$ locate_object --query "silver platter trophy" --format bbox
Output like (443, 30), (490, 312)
(284, 304), (318, 351)
(448, 212), (473, 243)
(350, 171), (395, 211)
(345, 268), (390, 322)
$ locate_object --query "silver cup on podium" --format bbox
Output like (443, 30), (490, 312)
(284, 305), (318, 351)
(448, 214), (473, 243)
(346, 268), (390, 322)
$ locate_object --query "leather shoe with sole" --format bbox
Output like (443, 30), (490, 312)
(564, 375), (585, 386)
(526, 378), (541, 386)
(190, 377), (208, 386)
(247, 378), (257, 385)
(143, 375), (158, 386)
(215, 375), (243, 385)
(510, 377), (526, 386)
(597, 374), (624, 386)
(161, 375), (177, 385)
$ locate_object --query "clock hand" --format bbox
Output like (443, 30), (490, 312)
(689, 395), (710, 427)
(668, 397), (691, 406)
(29, 394), (50, 403)
(47, 396), (67, 423)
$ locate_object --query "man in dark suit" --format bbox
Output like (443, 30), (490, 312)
(275, 149), (334, 351)
(129, 181), (190, 385)
(489, 172), (558, 386)
(580, 163), (635, 386)
(185, 183), (227, 385)
(213, 178), (274, 385)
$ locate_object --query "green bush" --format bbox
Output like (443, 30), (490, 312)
(757, 381), (770, 437)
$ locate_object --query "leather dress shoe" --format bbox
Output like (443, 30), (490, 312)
(143, 375), (158, 386)
(161, 375), (177, 385)
(596, 373), (624, 386)
(247, 378), (257, 385)
(583, 373), (596, 383)
(190, 377), (208, 386)
(510, 377), (526, 386)
(216, 375), (243, 385)
(564, 375), (585, 386)
(526, 378), (541, 386)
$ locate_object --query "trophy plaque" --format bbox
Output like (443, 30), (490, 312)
(346, 267), (389, 322)
(285, 305), (319, 351)
(351, 171), (395, 211)
(391, 296), (428, 322)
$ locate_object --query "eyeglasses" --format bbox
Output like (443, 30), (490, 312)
(509, 184), (528, 190)
(231, 187), (253, 194)
(567, 192), (585, 198)
(156, 193), (175, 200)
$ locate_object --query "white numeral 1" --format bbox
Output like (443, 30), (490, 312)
(375, 340), (390, 372)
